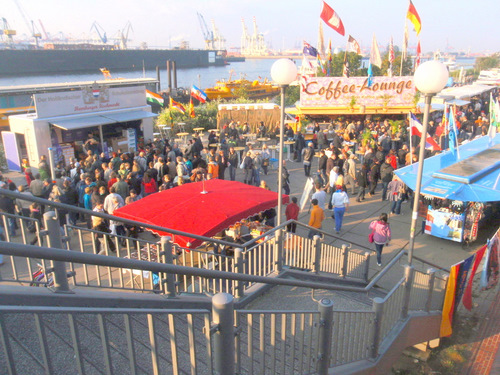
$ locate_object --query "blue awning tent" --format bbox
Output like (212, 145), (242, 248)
(395, 134), (500, 202)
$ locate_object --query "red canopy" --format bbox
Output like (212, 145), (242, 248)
(114, 179), (289, 248)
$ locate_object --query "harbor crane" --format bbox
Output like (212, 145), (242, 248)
(211, 19), (226, 50)
(11, 0), (42, 47)
(118, 21), (133, 49)
(0, 18), (16, 45)
(90, 21), (107, 44)
(197, 12), (214, 50)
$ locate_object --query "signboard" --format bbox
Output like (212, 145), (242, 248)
(300, 177), (315, 210)
(127, 128), (136, 152)
(300, 76), (415, 108)
(425, 208), (464, 242)
(34, 85), (146, 118)
(1, 131), (21, 172)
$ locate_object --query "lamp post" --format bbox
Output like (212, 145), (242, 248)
(271, 59), (297, 227)
(408, 60), (449, 265)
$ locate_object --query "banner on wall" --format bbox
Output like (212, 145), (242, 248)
(299, 76), (415, 108)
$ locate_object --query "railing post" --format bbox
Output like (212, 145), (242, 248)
(341, 244), (349, 278)
(317, 298), (334, 375)
(401, 265), (415, 319)
(363, 251), (371, 282)
(274, 228), (283, 272)
(371, 297), (384, 359)
(212, 293), (235, 375)
(234, 248), (244, 299)
(425, 268), (436, 313)
(43, 211), (71, 293)
(161, 236), (176, 298)
(313, 235), (322, 273)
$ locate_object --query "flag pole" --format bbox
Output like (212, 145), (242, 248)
(408, 112), (413, 165)
(400, 20), (408, 76)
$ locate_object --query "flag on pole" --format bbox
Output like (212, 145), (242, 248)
(488, 93), (498, 145)
(415, 39), (422, 69)
(407, 0), (422, 35)
(454, 255), (475, 308)
(367, 63), (373, 88)
(370, 34), (382, 68)
(188, 98), (196, 118)
(462, 245), (487, 310)
(320, 1), (345, 36)
(327, 39), (332, 62)
(440, 262), (460, 337)
(146, 90), (164, 106)
(303, 41), (318, 57)
(343, 53), (350, 78)
(317, 54), (326, 74)
(480, 235), (500, 290)
(169, 97), (186, 114)
(409, 112), (442, 151)
(402, 23), (409, 61)
(191, 85), (207, 103)
(448, 106), (460, 158)
(347, 35), (361, 55)
(388, 37), (395, 77)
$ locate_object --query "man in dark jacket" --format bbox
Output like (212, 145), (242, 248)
(62, 179), (79, 225)
(0, 186), (16, 236)
(302, 142), (314, 177)
(379, 158), (394, 201)
(317, 150), (328, 186)
(356, 164), (368, 202)
(368, 159), (381, 196)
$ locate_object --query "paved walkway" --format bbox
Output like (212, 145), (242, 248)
(2, 148), (499, 372)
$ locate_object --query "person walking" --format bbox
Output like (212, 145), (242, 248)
(302, 142), (315, 177)
(356, 164), (368, 202)
(243, 152), (254, 185)
(387, 176), (406, 215)
(369, 213), (391, 266)
(330, 185), (349, 234)
(227, 147), (238, 181)
(285, 197), (299, 233)
(280, 160), (291, 195)
(308, 198), (324, 239)
(379, 157), (394, 201)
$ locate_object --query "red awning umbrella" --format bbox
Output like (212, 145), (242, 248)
(114, 179), (289, 248)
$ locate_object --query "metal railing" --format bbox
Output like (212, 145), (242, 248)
(0, 241), (447, 374)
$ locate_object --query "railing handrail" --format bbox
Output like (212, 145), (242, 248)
(0, 241), (369, 293)
(0, 305), (209, 314)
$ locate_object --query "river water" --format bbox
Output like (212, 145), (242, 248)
(0, 57), (475, 91)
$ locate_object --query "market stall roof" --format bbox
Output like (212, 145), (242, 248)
(395, 134), (500, 202)
(114, 179), (289, 248)
(440, 84), (493, 100)
(51, 115), (116, 130)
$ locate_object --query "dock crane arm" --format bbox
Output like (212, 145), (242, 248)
(197, 12), (214, 50)
(90, 21), (107, 44)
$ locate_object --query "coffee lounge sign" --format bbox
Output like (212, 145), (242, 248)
(300, 76), (415, 108)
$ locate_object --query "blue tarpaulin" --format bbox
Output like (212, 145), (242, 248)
(395, 134), (500, 202)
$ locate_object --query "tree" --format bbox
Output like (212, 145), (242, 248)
(380, 45), (413, 76)
(319, 51), (362, 77)
(475, 54), (499, 71)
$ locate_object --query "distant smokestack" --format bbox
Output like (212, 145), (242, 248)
(156, 66), (161, 92)
(167, 60), (172, 92)
(172, 61), (177, 89)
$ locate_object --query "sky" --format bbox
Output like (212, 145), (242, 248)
(2, 0), (499, 55)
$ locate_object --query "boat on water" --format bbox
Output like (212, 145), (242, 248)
(204, 76), (280, 101)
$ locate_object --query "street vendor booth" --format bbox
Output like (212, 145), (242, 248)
(114, 179), (289, 249)
(4, 84), (156, 172)
(395, 134), (500, 243)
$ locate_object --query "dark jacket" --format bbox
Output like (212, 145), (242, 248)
(379, 162), (394, 183)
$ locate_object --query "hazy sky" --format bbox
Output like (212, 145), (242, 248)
(2, 0), (498, 54)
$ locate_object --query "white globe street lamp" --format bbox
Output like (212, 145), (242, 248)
(408, 60), (449, 265)
(271, 58), (297, 229)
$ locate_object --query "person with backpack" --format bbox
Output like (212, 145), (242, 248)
(387, 176), (406, 215)
(369, 213), (391, 266)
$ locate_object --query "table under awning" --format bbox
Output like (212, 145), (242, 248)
(395, 134), (500, 202)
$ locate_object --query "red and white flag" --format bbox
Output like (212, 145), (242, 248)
(320, 1), (345, 36)
(410, 113), (441, 151)
(415, 40), (422, 68)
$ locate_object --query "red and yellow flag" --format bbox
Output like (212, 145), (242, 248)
(169, 97), (186, 114)
(407, 0), (422, 35)
(188, 98), (196, 118)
